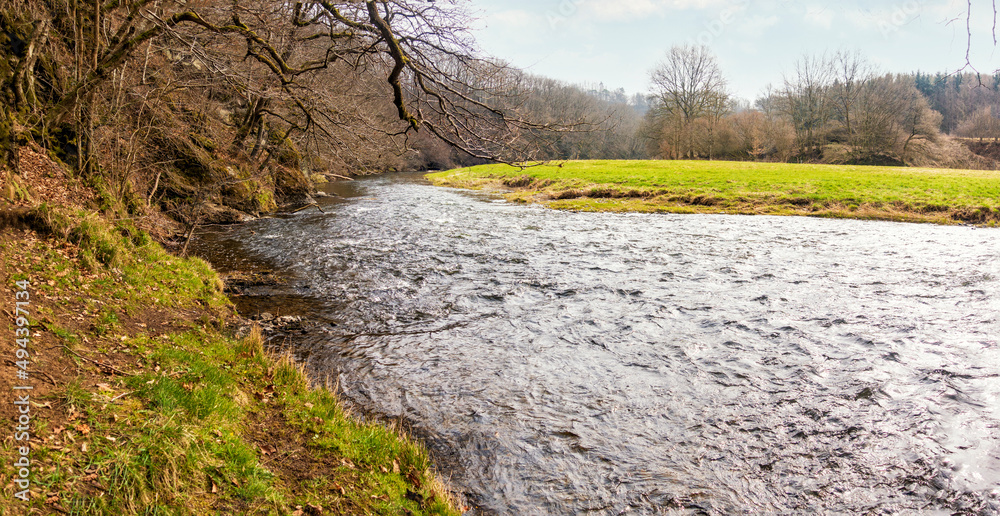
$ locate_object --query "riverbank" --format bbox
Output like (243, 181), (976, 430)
(0, 204), (460, 514)
(427, 160), (1000, 225)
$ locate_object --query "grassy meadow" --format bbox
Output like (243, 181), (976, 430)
(427, 160), (1000, 225)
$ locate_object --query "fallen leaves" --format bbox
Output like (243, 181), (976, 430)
(291, 504), (325, 516)
(255, 383), (276, 402)
(6, 146), (94, 209)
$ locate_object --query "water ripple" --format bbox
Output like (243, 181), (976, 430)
(193, 173), (1000, 515)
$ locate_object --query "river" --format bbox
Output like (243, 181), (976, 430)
(191, 172), (1000, 515)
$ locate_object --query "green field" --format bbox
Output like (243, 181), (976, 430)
(426, 160), (1000, 225)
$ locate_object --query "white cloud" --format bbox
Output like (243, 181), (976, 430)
(803, 5), (835, 29)
(584, 0), (660, 20)
(661, 0), (732, 7)
(581, 0), (733, 21)
(842, 3), (923, 37)
(737, 14), (781, 37)
(488, 9), (539, 28)
(842, 8), (879, 31)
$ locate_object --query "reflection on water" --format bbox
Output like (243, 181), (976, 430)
(192, 173), (1000, 515)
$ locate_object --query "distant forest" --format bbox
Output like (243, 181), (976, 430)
(436, 48), (1000, 170)
(631, 46), (1000, 169)
(426, 56), (1000, 170)
(562, 47), (1000, 170)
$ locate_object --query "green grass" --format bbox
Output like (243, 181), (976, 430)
(1, 206), (460, 515)
(427, 160), (1000, 225)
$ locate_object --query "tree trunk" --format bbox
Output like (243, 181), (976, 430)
(234, 96), (268, 149)
(12, 20), (49, 109)
(84, 99), (94, 176)
(249, 120), (267, 158)
(93, 0), (101, 69)
(74, 0), (83, 173)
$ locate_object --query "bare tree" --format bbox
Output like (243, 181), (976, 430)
(729, 109), (794, 161)
(3, 0), (558, 188)
(650, 45), (727, 123)
(850, 74), (942, 161)
(853, 75), (903, 157)
(755, 84), (781, 118)
(956, 106), (1000, 140)
(648, 45), (728, 159)
(830, 49), (875, 144)
(896, 78), (943, 154)
(781, 54), (834, 152)
(957, 0), (1000, 72)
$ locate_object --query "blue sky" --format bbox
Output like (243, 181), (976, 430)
(467, 0), (999, 101)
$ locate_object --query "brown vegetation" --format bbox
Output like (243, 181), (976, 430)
(642, 47), (1000, 170)
(962, 139), (1000, 161)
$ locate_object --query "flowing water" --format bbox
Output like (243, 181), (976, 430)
(192, 173), (1000, 515)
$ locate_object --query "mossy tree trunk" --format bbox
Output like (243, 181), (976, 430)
(11, 19), (49, 111)
(234, 96), (269, 155)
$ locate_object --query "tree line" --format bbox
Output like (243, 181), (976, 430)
(641, 45), (1000, 168)
(412, 74), (649, 169)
